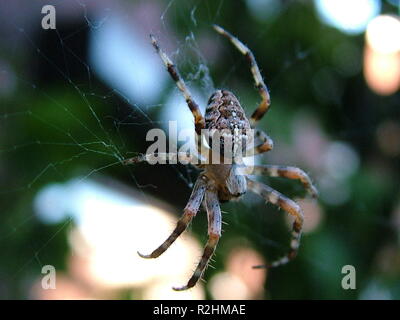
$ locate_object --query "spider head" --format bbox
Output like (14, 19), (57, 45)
(204, 90), (253, 163)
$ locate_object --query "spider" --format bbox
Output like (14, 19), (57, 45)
(124, 25), (317, 291)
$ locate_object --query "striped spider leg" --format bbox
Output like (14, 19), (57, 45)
(137, 175), (207, 261)
(246, 178), (305, 268)
(213, 24), (271, 128)
(123, 152), (202, 166)
(245, 129), (274, 157)
(241, 165), (317, 268)
(173, 187), (222, 291)
(241, 165), (318, 199)
(149, 34), (207, 155)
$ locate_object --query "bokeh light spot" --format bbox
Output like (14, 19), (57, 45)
(314, 0), (381, 35)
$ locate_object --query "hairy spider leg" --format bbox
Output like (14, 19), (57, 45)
(246, 178), (304, 268)
(173, 188), (221, 291)
(123, 152), (203, 166)
(245, 129), (274, 157)
(137, 176), (207, 259)
(150, 34), (206, 138)
(244, 165), (318, 198)
(213, 25), (271, 128)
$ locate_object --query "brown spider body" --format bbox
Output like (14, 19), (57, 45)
(126, 25), (318, 291)
(203, 89), (250, 201)
(205, 90), (252, 156)
(205, 90), (250, 135)
(203, 164), (246, 202)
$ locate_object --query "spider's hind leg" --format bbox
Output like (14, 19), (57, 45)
(137, 175), (207, 259)
(246, 178), (304, 268)
(173, 188), (221, 291)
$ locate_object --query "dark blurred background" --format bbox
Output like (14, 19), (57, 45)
(0, 0), (399, 300)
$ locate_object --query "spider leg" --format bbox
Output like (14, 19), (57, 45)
(246, 165), (318, 198)
(137, 175), (207, 259)
(245, 129), (274, 156)
(150, 34), (206, 136)
(123, 151), (203, 165)
(213, 25), (271, 128)
(246, 177), (304, 268)
(173, 188), (221, 291)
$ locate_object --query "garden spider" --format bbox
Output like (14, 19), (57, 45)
(124, 25), (317, 291)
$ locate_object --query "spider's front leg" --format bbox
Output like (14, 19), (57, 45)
(213, 25), (271, 127)
(246, 178), (304, 268)
(245, 129), (274, 157)
(150, 34), (205, 136)
(123, 152), (201, 166)
(137, 175), (207, 259)
(173, 188), (221, 291)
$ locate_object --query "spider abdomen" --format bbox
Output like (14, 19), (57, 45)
(205, 90), (252, 160)
(205, 90), (250, 130)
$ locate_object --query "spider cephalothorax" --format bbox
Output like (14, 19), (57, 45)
(124, 25), (318, 291)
